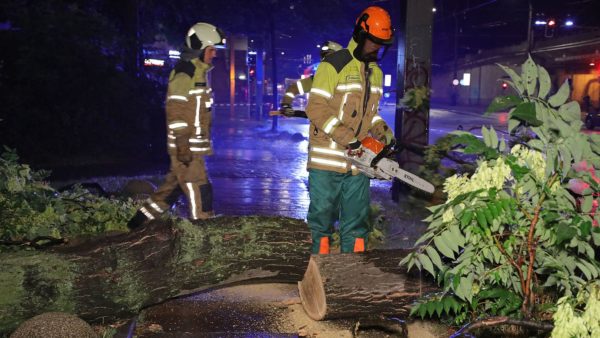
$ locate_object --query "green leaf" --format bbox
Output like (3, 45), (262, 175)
(455, 275), (474, 302)
(489, 127), (499, 149)
(452, 133), (488, 155)
(521, 56), (538, 96)
(559, 145), (572, 178)
(527, 139), (545, 151)
(434, 236), (455, 259)
(537, 65), (551, 99)
(575, 260), (593, 280)
(508, 118), (520, 133)
(582, 195), (594, 213)
(510, 102), (542, 126)
(443, 230), (460, 253)
(448, 224), (466, 247)
(418, 253), (436, 277)
(580, 219), (592, 238)
(568, 137), (583, 163)
(548, 80), (570, 108)
(545, 147), (557, 178)
(486, 95), (522, 113)
(556, 223), (577, 245)
(482, 127), (492, 148)
(425, 246), (444, 270)
(559, 101), (582, 122)
(498, 64), (525, 94)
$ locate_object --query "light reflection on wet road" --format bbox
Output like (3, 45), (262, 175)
(206, 104), (509, 220)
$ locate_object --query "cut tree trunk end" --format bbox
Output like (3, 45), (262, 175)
(0, 216), (312, 335)
(298, 250), (436, 321)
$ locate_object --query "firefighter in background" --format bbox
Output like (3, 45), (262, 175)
(279, 41), (343, 117)
(305, 6), (395, 254)
(128, 22), (225, 229)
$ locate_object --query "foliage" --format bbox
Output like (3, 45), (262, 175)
(418, 134), (477, 201)
(401, 86), (431, 112)
(0, 148), (137, 249)
(551, 283), (600, 338)
(401, 56), (600, 324)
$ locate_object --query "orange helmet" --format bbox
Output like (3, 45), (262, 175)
(353, 6), (393, 45)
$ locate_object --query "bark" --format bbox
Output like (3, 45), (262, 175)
(0, 216), (312, 334)
(298, 249), (437, 321)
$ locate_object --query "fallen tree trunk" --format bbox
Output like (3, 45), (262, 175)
(0, 216), (312, 334)
(298, 249), (437, 320)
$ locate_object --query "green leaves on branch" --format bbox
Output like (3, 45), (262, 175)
(404, 57), (600, 326)
(0, 148), (136, 249)
(486, 95), (522, 114)
(511, 102), (542, 126)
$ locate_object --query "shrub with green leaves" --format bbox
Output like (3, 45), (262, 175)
(401, 56), (600, 324)
(0, 148), (137, 249)
(551, 283), (600, 338)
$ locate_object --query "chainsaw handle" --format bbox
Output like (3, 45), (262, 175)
(370, 143), (394, 167)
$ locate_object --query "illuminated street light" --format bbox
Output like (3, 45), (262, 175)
(547, 19), (556, 27)
(565, 20), (574, 27)
(432, 7), (436, 13)
(534, 20), (547, 26)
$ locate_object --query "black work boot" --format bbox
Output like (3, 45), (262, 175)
(127, 210), (151, 230)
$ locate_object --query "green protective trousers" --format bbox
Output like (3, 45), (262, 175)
(307, 168), (370, 253)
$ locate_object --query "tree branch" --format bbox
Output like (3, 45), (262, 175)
(451, 316), (553, 337)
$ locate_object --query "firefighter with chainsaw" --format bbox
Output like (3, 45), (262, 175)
(305, 6), (396, 254)
(128, 22), (225, 229)
(278, 41), (343, 118)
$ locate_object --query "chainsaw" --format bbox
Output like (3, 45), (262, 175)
(270, 110), (434, 193)
(347, 137), (435, 193)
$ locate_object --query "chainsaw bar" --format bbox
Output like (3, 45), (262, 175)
(375, 158), (435, 194)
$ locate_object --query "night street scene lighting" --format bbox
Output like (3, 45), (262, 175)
(1, 0), (600, 336)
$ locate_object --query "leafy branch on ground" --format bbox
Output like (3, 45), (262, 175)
(0, 147), (137, 250)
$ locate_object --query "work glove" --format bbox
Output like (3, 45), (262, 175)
(347, 138), (363, 157)
(279, 104), (295, 117)
(175, 137), (192, 164)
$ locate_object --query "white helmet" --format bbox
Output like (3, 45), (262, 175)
(185, 22), (226, 51)
(320, 40), (343, 59)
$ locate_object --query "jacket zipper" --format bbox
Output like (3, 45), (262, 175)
(355, 63), (371, 137)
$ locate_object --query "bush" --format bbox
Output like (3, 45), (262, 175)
(402, 57), (600, 326)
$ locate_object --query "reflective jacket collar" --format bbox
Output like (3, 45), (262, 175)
(346, 38), (359, 61)
(191, 58), (213, 73)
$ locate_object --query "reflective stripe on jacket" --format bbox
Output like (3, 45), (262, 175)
(305, 38), (391, 174)
(165, 59), (214, 156)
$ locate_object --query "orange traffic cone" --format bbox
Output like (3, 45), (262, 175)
(319, 237), (330, 254)
(353, 238), (365, 253)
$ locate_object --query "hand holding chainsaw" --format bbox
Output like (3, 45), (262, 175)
(345, 136), (434, 194)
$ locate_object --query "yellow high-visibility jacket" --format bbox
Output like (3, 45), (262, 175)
(305, 39), (392, 174)
(164, 58), (213, 156)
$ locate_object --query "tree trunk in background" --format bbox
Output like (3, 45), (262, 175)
(0, 216), (311, 334)
(298, 249), (437, 320)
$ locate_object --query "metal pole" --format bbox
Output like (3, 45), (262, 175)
(270, 15), (279, 131)
(255, 48), (264, 119)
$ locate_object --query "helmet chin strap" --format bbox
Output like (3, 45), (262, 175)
(352, 33), (390, 63)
